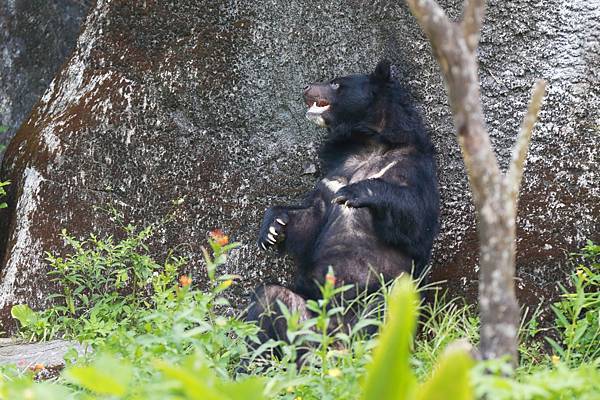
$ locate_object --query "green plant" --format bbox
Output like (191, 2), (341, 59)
(12, 225), (182, 343)
(5, 229), (600, 400)
(413, 291), (479, 378)
(361, 276), (474, 400)
(0, 181), (9, 209)
(10, 304), (52, 340)
(472, 358), (600, 400)
(547, 240), (599, 365)
(5, 227), (263, 399)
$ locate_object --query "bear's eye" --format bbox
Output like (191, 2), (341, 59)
(330, 82), (340, 90)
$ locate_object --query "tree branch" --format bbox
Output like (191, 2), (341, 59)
(506, 80), (547, 201)
(405, 0), (452, 47)
(461, 0), (486, 51)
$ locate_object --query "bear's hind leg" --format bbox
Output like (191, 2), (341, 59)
(246, 284), (311, 361)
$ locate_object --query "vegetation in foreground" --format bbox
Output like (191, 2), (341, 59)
(2, 222), (599, 400)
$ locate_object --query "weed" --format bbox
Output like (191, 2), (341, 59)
(4, 226), (600, 400)
(0, 181), (9, 209)
(546, 241), (600, 365)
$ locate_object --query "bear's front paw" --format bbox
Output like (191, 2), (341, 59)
(258, 210), (289, 251)
(332, 186), (370, 208)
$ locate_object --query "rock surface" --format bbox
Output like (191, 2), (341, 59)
(0, 0), (598, 333)
(0, 0), (90, 153)
(0, 338), (85, 374)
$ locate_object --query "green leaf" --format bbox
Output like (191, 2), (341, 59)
(217, 377), (267, 400)
(1, 379), (73, 400)
(154, 360), (223, 400)
(361, 276), (418, 400)
(11, 304), (38, 328)
(63, 346), (80, 365)
(351, 318), (381, 336)
(221, 242), (242, 252)
(416, 345), (474, 400)
(573, 319), (589, 344)
(550, 305), (568, 328)
(545, 337), (566, 358)
(64, 354), (132, 396)
(326, 306), (345, 316)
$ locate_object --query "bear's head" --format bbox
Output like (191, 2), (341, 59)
(303, 60), (393, 131)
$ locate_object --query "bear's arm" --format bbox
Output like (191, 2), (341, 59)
(259, 189), (328, 260)
(332, 164), (438, 257)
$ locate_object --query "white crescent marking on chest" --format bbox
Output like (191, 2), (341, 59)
(369, 160), (398, 179)
(322, 160), (399, 194)
(322, 178), (346, 193)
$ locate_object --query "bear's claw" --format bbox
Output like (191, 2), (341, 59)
(258, 210), (289, 251)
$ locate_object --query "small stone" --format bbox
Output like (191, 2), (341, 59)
(302, 163), (317, 175)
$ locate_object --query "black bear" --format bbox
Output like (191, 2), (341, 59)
(248, 60), (439, 351)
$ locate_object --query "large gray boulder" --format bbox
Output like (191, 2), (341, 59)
(0, 0), (90, 152)
(0, 0), (597, 333)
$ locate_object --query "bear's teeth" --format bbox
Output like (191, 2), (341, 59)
(307, 102), (330, 115)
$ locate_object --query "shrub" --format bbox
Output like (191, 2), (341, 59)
(4, 226), (600, 400)
(12, 225), (186, 342)
(547, 241), (599, 365)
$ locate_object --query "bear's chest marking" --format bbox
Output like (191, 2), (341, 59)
(321, 160), (398, 195)
(369, 160), (398, 179)
(322, 178), (347, 193)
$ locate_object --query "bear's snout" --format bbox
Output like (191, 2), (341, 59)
(304, 83), (332, 128)
(303, 83), (332, 108)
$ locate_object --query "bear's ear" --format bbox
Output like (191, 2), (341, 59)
(373, 59), (391, 82)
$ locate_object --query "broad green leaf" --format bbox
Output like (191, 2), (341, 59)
(217, 377), (267, 400)
(416, 345), (474, 400)
(361, 276), (418, 400)
(154, 360), (223, 400)
(573, 319), (589, 343)
(64, 354), (132, 396)
(10, 304), (38, 328)
(1, 379), (73, 400)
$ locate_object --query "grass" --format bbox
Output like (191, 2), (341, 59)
(2, 223), (599, 400)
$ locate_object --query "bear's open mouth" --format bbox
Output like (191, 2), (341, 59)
(304, 92), (331, 127)
(307, 99), (331, 115)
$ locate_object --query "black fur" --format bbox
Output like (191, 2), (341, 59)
(248, 60), (440, 351)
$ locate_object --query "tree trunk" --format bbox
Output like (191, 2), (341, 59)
(406, 0), (547, 363)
